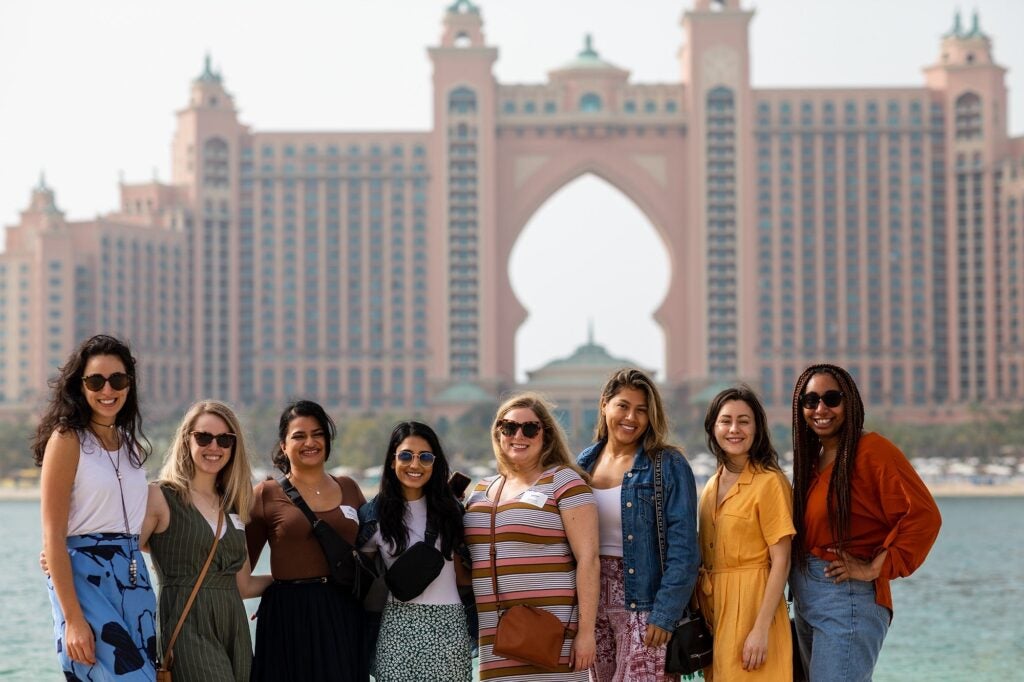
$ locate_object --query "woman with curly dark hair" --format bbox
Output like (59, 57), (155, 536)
(698, 385), (794, 680)
(35, 334), (157, 680)
(246, 399), (367, 682)
(789, 364), (941, 681)
(357, 421), (473, 681)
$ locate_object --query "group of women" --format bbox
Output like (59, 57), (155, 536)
(39, 334), (942, 682)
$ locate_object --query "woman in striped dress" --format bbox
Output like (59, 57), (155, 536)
(464, 392), (600, 682)
(146, 400), (272, 681)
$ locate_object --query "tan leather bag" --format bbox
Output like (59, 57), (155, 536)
(487, 477), (572, 671)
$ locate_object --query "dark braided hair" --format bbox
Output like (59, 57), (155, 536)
(33, 334), (150, 467)
(791, 364), (865, 573)
(703, 384), (781, 473)
(376, 421), (463, 559)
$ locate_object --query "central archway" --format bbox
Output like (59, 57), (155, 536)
(509, 174), (670, 380)
(491, 134), (703, 386)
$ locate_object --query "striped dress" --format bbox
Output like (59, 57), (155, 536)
(464, 466), (594, 682)
(148, 485), (252, 682)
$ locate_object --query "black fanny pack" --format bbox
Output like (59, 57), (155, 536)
(385, 524), (445, 602)
(276, 476), (378, 600)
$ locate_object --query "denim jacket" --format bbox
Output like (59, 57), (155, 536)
(577, 441), (700, 632)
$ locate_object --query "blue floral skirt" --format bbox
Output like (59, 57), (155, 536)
(48, 533), (157, 681)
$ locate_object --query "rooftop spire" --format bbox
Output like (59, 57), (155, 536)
(196, 52), (222, 84)
(968, 9), (981, 37)
(579, 33), (598, 59)
(587, 318), (595, 345)
(945, 8), (962, 38)
(37, 170), (48, 191)
(447, 0), (479, 14)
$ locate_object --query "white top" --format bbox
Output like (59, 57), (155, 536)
(67, 430), (148, 537)
(360, 496), (462, 605)
(593, 485), (624, 557)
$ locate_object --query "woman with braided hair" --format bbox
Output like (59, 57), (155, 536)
(789, 364), (941, 681)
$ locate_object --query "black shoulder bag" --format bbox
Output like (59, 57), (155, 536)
(653, 451), (714, 675)
(276, 475), (378, 601)
(384, 519), (445, 602)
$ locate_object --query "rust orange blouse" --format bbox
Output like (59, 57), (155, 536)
(803, 432), (941, 613)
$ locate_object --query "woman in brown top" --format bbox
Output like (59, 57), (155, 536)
(246, 400), (367, 682)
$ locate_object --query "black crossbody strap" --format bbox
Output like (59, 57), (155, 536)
(653, 450), (667, 575)
(276, 474), (320, 527)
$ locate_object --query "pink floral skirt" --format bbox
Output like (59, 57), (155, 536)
(592, 556), (679, 682)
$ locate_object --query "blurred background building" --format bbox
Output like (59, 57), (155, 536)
(2, 0), (1022, 423)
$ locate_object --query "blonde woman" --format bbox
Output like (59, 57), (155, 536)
(463, 393), (599, 681)
(146, 400), (271, 682)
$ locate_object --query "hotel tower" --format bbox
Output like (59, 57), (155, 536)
(3, 0), (1022, 419)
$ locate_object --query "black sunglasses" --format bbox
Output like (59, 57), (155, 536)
(191, 431), (237, 448)
(396, 450), (436, 465)
(497, 420), (543, 439)
(82, 372), (132, 392)
(801, 390), (844, 410)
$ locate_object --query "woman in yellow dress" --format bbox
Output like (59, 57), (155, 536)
(698, 386), (794, 680)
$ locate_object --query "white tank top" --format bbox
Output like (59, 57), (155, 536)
(593, 485), (624, 557)
(66, 430), (148, 537)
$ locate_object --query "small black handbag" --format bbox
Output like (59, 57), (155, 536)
(384, 524), (445, 602)
(653, 451), (714, 675)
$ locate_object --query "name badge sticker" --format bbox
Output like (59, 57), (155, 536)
(340, 505), (360, 523)
(229, 513), (245, 531)
(521, 490), (548, 508)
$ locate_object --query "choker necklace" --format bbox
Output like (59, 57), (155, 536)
(91, 419), (116, 429)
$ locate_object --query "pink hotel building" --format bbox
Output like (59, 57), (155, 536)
(3, 0), (1024, 419)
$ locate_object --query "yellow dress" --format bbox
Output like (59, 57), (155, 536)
(697, 464), (795, 681)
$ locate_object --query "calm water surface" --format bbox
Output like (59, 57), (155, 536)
(2, 497), (1022, 680)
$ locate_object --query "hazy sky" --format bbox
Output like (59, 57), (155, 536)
(2, 0), (1022, 380)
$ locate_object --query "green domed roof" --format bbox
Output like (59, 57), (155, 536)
(435, 381), (493, 404)
(556, 34), (623, 72)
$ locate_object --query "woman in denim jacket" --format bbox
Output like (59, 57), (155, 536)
(577, 368), (700, 682)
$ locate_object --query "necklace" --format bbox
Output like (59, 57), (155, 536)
(91, 419), (116, 429)
(290, 474), (323, 495)
(102, 440), (138, 585)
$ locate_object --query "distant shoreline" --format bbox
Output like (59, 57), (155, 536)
(3, 482), (1023, 502)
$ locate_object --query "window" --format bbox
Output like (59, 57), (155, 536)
(579, 93), (602, 113)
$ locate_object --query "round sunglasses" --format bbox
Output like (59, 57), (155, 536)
(82, 372), (132, 392)
(396, 450), (435, 465)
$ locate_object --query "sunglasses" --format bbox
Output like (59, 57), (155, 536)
(191, 431), (237, 448)
(496, 420), (543, 439)
(396, 450), (435, 465)
(801, 390), (844, 410)
(82, 372), (132, 392)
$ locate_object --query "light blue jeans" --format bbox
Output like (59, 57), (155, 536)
(790, 554), (890, 682)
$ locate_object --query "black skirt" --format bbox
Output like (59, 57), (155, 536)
(251, 579), (366, 682)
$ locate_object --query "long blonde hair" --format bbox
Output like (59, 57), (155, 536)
(492, 392), (587, 480)
(159, 400), (254, 522)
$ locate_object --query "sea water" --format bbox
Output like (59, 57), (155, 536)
(2, 497), (1022, 680)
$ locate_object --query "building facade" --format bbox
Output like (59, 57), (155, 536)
(2, 0), (1023, 418)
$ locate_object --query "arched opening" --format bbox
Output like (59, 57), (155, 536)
(508, 174), (670, 381)
(579, 93), (603, 113)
